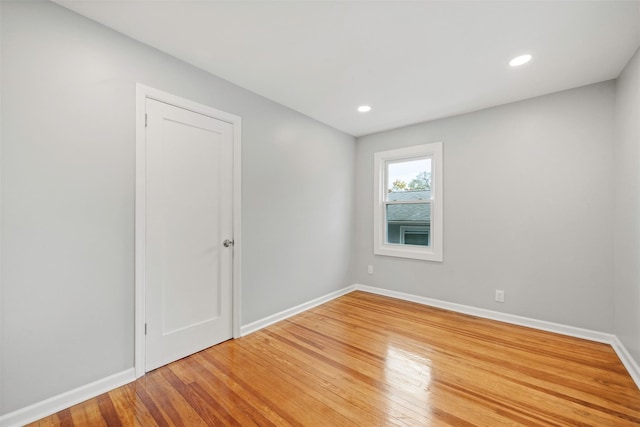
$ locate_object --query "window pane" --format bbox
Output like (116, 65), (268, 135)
(386, 203), (431, 246)
(404, 231), (428, 246)
(387, 157), (432, 197)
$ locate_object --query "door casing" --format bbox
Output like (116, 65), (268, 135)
(134, 83), (242, 378)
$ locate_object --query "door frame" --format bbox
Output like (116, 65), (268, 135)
(134, 83), (242, 378)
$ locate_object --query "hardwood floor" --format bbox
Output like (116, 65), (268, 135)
(27, 291), (640, 426)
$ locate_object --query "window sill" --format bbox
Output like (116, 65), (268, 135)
(374, 244), (443, 262)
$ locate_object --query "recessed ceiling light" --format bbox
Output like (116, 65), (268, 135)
(509, 54), (532, 67)
(357, 105), (372, 113)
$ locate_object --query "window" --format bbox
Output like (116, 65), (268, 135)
(373, 142), (443, 261)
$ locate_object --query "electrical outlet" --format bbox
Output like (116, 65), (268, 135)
(495, 290), (505, 303)
(367, 265), (374, 274)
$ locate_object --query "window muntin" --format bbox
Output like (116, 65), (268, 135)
(373, 142), (442, 261)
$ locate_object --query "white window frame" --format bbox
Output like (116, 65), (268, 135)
(373, 142), (443, 261)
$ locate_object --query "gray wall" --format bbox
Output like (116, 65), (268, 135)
(0, 0), (354, 414)
(354, 82), (616, 332)
(0, 0), (635, 419)
(614, 47), (640, 363)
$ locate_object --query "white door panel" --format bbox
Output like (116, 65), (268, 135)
(145, 98), (233, 372)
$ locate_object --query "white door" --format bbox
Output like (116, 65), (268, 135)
(145, 98), (233, 372)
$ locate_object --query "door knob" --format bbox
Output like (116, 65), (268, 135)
(223, 239), (235, 248)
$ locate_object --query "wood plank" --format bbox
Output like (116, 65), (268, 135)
(25, 291), (640, 426)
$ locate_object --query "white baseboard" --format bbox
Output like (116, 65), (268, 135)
(5, 284), (640, 426)
(240, 285), (357, 336)
(0, 368), (135, 427)
(1, 286), (355, 426)
(353, 284), (614, 343)
(240, 283), (640, 390)
(610, 336), (640, 388)
(353, 284), (640, 390)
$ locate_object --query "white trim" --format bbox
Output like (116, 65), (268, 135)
(4, 285), (639, 424)
(135, 83), (242, 378)
(373, 142), (443, 261)
(240, 283), (640, 389)
(232, 112), (242, 340)
(354, 284), (613, 343)
(240, 286), (357, 336)
(355, 284), (640, 389)
(353, 285), (640, 388)
(0, 369), (135, 427)
(353, 284), (640, 389)
(134, 84), (146, 378)
(611, 336), (640, 388)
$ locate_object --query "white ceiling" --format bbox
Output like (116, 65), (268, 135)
(55, 0), (640, 137)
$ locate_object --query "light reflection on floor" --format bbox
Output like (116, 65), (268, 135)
(384, 345), (434, 425)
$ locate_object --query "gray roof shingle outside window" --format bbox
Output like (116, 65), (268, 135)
(387, 190), (431, 222)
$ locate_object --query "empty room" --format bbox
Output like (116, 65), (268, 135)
(2, 0), (640, 426)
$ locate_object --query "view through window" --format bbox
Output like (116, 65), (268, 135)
(386, 158), (431, 246)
